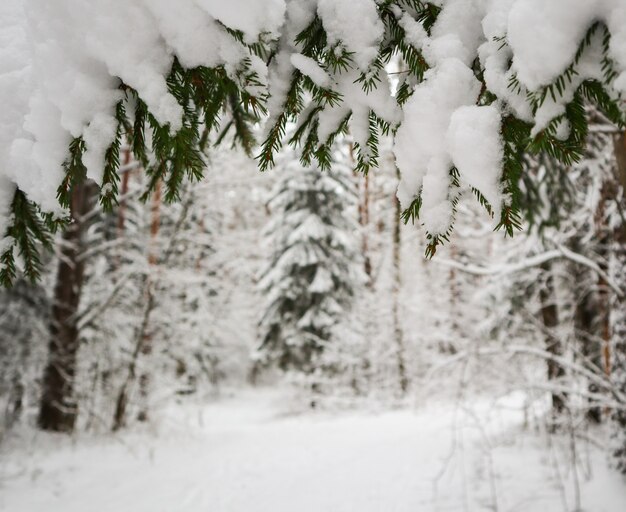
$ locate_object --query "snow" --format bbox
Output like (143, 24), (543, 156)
(286, 214), (328, 245)
(195, 0), (286, 42)
(447, 105), (504, 217)
(309, 266), (333, 293)
(393, 1), (499, 236)
(333, 70), (400, 151)
(1, 389), (625, 512)
(507, 0), (599, 91)
(264, 0), (318, 134)
(420, 158), (455, 235)
(0, 0), (624, 237)
(505, 0), (626, 94)
(82, 113), (119, 184)
(394, 59), (480, 234)
(290, 53), (330, 89)
(317, 0), (383, 71)
(392, 0), (626, 236)
(395, 10), (427, 50)
(2, 0), (287, 216)
(424, 0), (483, 67)
(0, 0), (31, 251)
(143, 1), (237, 70)
(478, 32), (533, 122)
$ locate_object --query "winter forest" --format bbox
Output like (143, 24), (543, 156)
(1, 0), (626, 511)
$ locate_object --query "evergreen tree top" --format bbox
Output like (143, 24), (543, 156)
(257, 148), (361, 373)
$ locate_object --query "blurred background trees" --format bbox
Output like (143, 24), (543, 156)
(0, 124), (625, 470)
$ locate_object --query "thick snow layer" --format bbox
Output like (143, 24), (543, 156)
(1, 0), (625, 231)
(395, 10), (427, 50)
(265, 0), (318, 131)
(507, 0), (626, 92)
(0, 0), (30, 249)
(391, 0), (626, 234)
(195, 0), (286, 42)
(317, 0), (383, 71)
(508, 0), (599, 91)
(1, 390), (625, 512)
(290, 53), (330, 89)
(424, 0), (484, 66)
(394, 59), (480, 234)
(447, 105), (504, 217)
(2, 0), (285, 218)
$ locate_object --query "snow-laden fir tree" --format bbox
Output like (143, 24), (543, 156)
(2, 0), (625, 283)
(0, 279), (48, 430)
(257, 145), (362, 374)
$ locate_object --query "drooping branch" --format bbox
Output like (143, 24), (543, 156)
(436, 246), (623, 297)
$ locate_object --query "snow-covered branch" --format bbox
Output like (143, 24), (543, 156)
(436, 246), (623, 297)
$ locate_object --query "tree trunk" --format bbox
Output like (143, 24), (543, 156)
(113, 180), (161, 430)
(38, 180), (94, 432)
(443, 243), (460, 355)
(572, 266), (602, 423)
(117, 147), (132, 233)
(612, 131), (626, 192)
(392, 168), (408, 395)
(350, 143), (372, 281)
(361, 171), (372, 280)
(539, 262), (566, 420)
(610, 131), (626, 471)
(595, 181), (613, 384)
(137, 180), (161, 421)
(112, 285), (156, 431)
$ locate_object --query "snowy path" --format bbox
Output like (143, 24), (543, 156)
(1, 391), (625, 512)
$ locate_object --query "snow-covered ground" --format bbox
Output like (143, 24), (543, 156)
(1, 390), (624, 512)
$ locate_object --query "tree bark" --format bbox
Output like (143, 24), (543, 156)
(137, 180), (161, 421)
(117, 147), (132, 234)
(539, 262), (566, 420)
(443, 243), (460, 355)
(572, 267), (602, 423)
(350, 143), (372, 281)
(612, 131), (626, 192)
(594, 179), (613, 386)
(610, 131), (626, 471)
(392, 168), (408, 395)
(38, 180), (94, 432)
(113, 180), (161, 430)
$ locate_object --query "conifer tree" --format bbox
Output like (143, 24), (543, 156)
(2, 1), (625, 285)
(257, 146), (362, 374)
(0, 280), (48, 429)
